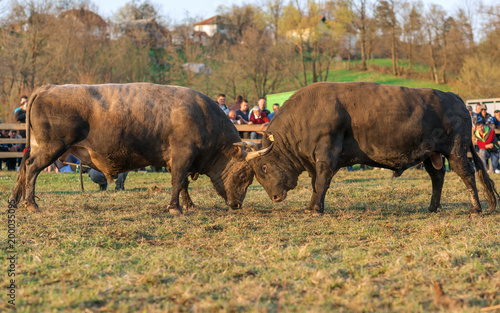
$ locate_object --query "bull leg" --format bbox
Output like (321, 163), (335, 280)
(423, 156), (446, 212)
(305, 138), (342, 215)
(180, 178), (196, 211)
(10, 143), (68, 212)
(167, 151), (195, 216)
(448, 152), (482, 214)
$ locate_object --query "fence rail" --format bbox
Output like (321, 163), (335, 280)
(234, 124), (268, 144)
(0, 123), (26, 159)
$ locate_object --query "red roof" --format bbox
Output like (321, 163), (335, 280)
(194, 16), (217, 26)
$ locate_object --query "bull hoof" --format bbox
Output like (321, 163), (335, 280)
(25, 203), (40, 213)
(468, 209), (482, 218)
(428, 204), (441, 213)
(304, 206), (324, 216)
(168, 205), (183, 216)
(183, 203), (196, 212)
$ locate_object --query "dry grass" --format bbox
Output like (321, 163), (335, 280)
(1, 168), (499, 312)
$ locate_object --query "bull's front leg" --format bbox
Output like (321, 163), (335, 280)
(167, 150), (195, 216)
(423, 157), (446, 212)
(305, 140), (341, 215)
(305, 162), (336, 215)
(180, 177), (196, 211)
(168, 170), (189, 215)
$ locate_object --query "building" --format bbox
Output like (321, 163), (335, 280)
(193, 16), (225, 37)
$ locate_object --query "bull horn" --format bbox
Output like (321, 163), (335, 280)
(232, 144), (248, 159)
(245, 143), (273, 162)
(234, 141), (259, 152)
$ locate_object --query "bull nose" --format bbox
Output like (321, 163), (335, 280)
(272, 191), (287, 203)
(229, 202), (242, 210)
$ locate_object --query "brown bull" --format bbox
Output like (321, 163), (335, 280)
(9, 83), (254, 214)
(245, 82), (499, 215)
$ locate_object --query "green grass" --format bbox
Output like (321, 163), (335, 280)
(267, 61), (451, 107)
(1, 168), (499, 312)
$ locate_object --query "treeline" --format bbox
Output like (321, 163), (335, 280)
(0, 0), (499, 121)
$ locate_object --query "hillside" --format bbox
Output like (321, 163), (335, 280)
(267, 60), (453, 107)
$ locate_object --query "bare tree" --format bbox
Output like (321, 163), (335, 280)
(375, 0), (401, 76)
(401, 1), (422, 70)
(233, 28), (285, 97)
(266, 0), (284, 44)
(350, 0), (370, 70)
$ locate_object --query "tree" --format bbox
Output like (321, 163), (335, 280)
(113, 0), (160, 25)
(265, 0), (284, 44)
(401, 1), (422, 70)
(350, 0), (370, 71)
(233, 28), (285, 98)
(375, 0), (401, 76)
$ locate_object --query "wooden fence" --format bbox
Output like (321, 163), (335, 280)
(234, 124), (268, 143)
(0, 123), (26, 159)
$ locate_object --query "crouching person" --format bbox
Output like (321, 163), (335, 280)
(89, 169), (129, 191)
(474, 121), (500, 174)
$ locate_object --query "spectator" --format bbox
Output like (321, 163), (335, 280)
(467, 105), (476, 125)
(217, 94), (229, 115)
(230, 95), (243, 111)
(228, 110), (240, 124)
(249, 106), (270, 139)
(45, 154), (80, 173)
(258, 97), (270, 116)
(475, 104), (482, 118)
(477, 104), (493, 125)
(89, 169), (129, 191)
(474, 122), (500, 174)
(1, 130), (24, 171)
(0, 130), (9, 169)
(268, 103), (280, 120)
(14, 95), (28, 124)
(492, 110), (500, 130)
(14, 95), (28, 138)
(236, 99), (251, 124)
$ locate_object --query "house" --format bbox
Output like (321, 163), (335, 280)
(193, 16), (225, 37)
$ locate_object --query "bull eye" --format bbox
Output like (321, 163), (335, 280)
(239, 172), (246, 179)
(262, 165), (268, 174)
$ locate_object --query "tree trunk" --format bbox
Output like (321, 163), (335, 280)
(428, 31), (439, 84)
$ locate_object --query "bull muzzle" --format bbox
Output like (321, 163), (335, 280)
(271, 190), (287, 203)
(226, 201), (242, 210)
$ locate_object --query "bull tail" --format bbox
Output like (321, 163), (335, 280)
(8, 92), (38, 208)
(8, 150), (30, 208)
(25, 91), (39, 152)
(470, 142), (500, 212)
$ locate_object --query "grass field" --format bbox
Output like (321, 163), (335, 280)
(1, 168), (499, 312)
(266, 62), (452, 107)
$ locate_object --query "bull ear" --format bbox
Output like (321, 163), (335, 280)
(261, 131), (274, 148)
(245, 142), (273, 162)
(232, 143), (248, 160)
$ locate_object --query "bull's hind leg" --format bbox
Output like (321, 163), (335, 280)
(13, 143), (68, 212)
(448, 152), (482, 214)
(423, 156), (446, 212)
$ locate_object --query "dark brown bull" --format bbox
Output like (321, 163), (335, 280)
(245, 82), (499, 215)
(9, 83), (254, 214)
